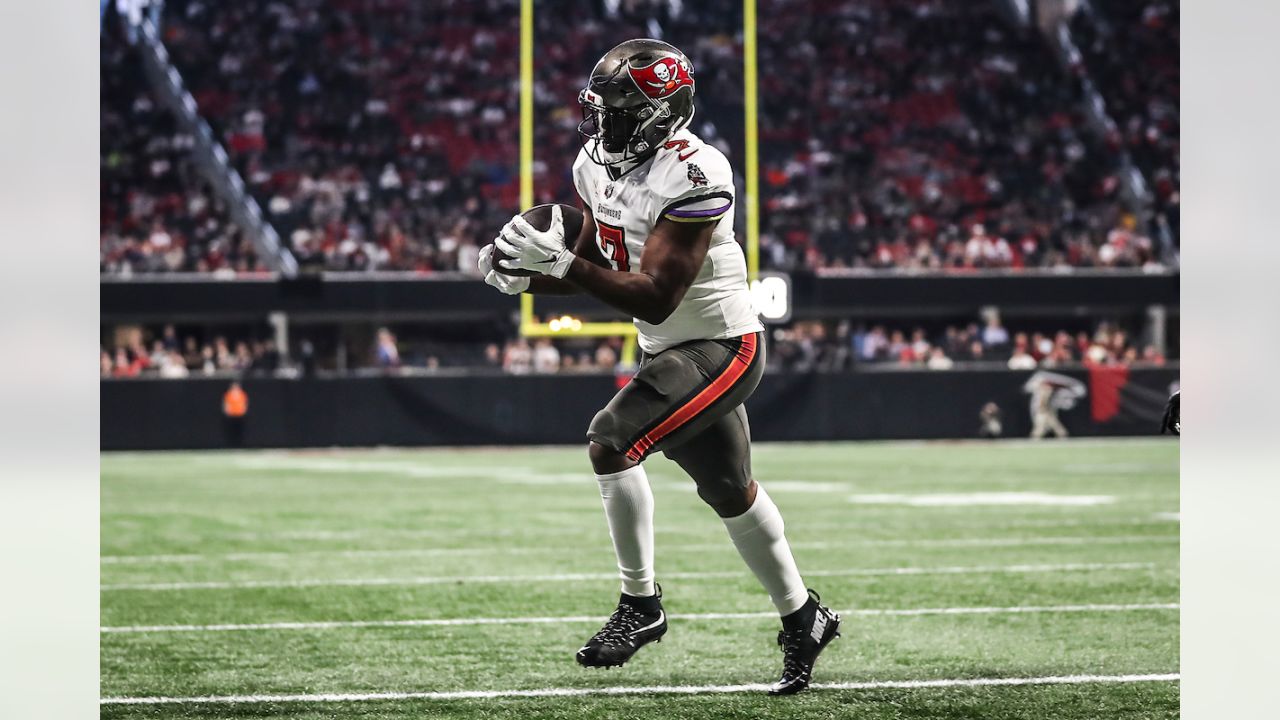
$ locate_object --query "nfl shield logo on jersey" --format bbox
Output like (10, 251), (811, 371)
(605, 184), (616, 199)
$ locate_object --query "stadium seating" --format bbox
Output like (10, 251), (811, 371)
(1070, 0), (1179, 235)
(100, 18), (260, 274)
(100, 0), (1177, 274)
(755, 0), (1164, 271)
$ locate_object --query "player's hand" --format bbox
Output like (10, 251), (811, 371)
(1160, 390), (1180, 435)
(478, 244), (530, 295)
(494, 206), (574, 278)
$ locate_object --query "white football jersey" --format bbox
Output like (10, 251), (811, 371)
(572, 129), (763, 354)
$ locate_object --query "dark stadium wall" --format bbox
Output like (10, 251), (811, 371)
(100, 369), (1179, 451)
(100, 272), (1179, 321)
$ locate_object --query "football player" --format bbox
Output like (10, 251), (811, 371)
(478, 39), (839, 695)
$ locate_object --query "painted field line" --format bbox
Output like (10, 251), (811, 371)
(101, 602), (1179, 634)
(117, 516), (1172, 545)
(849, 492), (1115, 507)
(99, 561), (1159, 592)
(100, 672), (1179, 705)
(100, 534), (1179, 565)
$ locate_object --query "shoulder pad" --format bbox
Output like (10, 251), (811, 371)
(646, 136), (733, 202)
(648, 137), (734, 224)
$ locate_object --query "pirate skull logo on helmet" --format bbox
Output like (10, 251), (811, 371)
(577, 39), (697, 169)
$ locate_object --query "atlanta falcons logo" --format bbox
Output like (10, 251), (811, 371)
(627, 58), (693, 100)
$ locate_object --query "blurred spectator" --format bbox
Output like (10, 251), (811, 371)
(982, 317), (1010, 348)
(147, 340), (168, 369)
(926, 348), (954, 371)
(200, 345), (217, 375)
(113, 348), (141, 378)
(234, 341), (254, 369)
(504, 339), (533, 375)
(978, 402), (1003, 438)
(375, 328), (401, 368)
(483, 343), (503, 369)
(299, 340), (318, 378)
(1007, 333), (1037, 369)
(253, 339), (282, 373)
(594, 342), (618, 371)
(533, 339), (561, 374)
(159, 351), (191, 378)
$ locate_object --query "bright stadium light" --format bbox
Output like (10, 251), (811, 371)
(549, 315), (583, 332)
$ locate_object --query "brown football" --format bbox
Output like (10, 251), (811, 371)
(494, 203), (585, 276)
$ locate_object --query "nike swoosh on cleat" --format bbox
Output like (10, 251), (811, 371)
(634, 610), (664, 635)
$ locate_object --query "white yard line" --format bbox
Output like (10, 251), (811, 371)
(848, 493), (1116, 507)
(101, 602), (1179, 634)
(100, 534), (1179, 565)
(99, 672), (1179, 705)
(111, 516), (1171, 545)
(99, 561), (1159, 592)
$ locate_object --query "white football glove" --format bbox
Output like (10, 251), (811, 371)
(478, 244), (530, 295)
(493, 205), (574, 279)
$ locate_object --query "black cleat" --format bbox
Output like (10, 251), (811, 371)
(575, 586), (667, 668)
(769, 589), (841, 695)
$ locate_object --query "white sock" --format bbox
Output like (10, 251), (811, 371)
(722, 484), (809, 616)
(596, 464), (656, 597)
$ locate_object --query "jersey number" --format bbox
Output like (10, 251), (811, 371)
(597, 221), (631, 272)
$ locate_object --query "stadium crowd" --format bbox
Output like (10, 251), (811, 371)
(152, 0), (522, 273)
(769, 317), (1168, 372)
(101, 325), (283, 378)
(1070, 0), (1179, 237)
(101, 0), (1177, 275)
(531, 0), (746, 206)
(99, 323), (627, 377)
(100, 17), (261, 274)
(103, 312), (1169, 380)
(754, 0), (1167, 272)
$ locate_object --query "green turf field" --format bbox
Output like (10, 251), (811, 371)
(100, 439), (1179, 718)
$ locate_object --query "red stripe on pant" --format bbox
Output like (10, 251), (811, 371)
(625, 333), (758, 462)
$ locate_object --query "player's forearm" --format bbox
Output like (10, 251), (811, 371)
(523, 276), (580, 295)
(563, 257), (680, 325)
